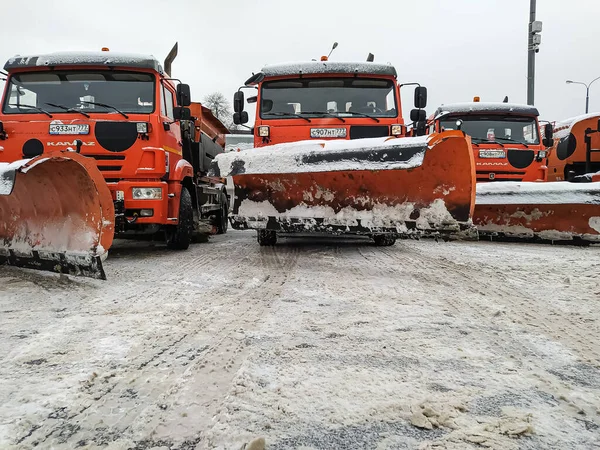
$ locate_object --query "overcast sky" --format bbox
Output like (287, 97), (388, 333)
(2, 0), (599, 125)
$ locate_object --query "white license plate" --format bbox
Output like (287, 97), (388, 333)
(310, 127), (347, 139)
(49, 124), (90, 135)
(479, 149), (506, 159)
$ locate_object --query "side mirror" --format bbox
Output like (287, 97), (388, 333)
(173, 106), (191, 121)
(177, 84), (191, 107)
(233, 111), (249, 125)
(414, 86), (427, 109)
(410, 109), (426, 122)
(233, 91), (245, 113)
(543, 122), (554, 147)
(247, 95), (258, 104)
(456, 119), (464, 131)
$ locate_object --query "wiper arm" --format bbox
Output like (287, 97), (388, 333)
(45, 102), (91, 118)
(472, 137), (505, 147)
(299, 111), (346, 123)
(8, 103), (53, 118)
(264, 112), (311, 122)
(493, 136), (529, 148)
(342, 111), (380, 123)
(81, 101), (129, 119)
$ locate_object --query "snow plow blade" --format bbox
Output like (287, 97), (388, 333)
(0, 151), (114, 279)
(474, 181), (600, 244)
(211, 131), (476, 239)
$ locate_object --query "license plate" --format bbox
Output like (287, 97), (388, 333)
(49, 124), (90, 135)
(479, 149), (506, 159)
(310, 127), (347, 139)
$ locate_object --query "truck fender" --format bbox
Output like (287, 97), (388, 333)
(172, 159), (194, 181)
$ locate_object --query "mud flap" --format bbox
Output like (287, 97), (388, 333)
(0, 151), (114, 279)
(474, 181), (600, 243)
(211, 131), (476, 239)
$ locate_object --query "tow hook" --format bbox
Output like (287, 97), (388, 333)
(127, 213), (139, 225)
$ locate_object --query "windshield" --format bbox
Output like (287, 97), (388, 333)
(2, 70), (155, 115)
(260, 78), (397, 119)
(440, 116), (540, 145)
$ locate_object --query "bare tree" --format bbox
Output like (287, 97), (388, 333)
(203, 92), (232, 127)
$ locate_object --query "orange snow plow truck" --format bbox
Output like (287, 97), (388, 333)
(429, 100), (600, 243)
(211, 58), (478, 246)
(0, 44), (229, 279)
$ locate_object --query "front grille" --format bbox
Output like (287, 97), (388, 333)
(349, 125), (389, 140)
(97, 165), (123, 171)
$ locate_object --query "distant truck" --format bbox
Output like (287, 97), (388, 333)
(429, 99), (554, 182)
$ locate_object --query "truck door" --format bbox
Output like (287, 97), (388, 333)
(160, 81), (182, 156)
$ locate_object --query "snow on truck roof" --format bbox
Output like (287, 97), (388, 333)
(252, 61), (397, 81)
(433, 102), (539, 119)
(4, 51), (163, 72)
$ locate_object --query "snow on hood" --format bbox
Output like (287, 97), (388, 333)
(213, 136), (431, 176)
(476, 181), (600, 205)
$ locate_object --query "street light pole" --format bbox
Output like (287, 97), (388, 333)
(527, 0), (542, 105)
(566, 76), (600, 113)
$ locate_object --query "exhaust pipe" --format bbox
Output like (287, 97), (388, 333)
(164, 42), (178, 77)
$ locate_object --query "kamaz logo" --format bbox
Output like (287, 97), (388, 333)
(47, 141), (95, 146)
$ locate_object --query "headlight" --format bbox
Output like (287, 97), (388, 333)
(391, 124), (403, 136)
(132, 187), (162, 199)
(537, 150), (547, 158)
(136, 122), (149, 133)
(258, 126), (270, 137)
(479, 149), (506, 159)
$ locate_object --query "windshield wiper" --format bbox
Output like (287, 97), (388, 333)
(492, 136), (529, 148)
(341, 111), (380, 123)
(45, 102), (91, 118)
(81, 101), (129, 119)
(299, 111), (346, 123)
(8, 103), (53, 118)
(264, 112), (311, 122)
(472, 137), (505, 147)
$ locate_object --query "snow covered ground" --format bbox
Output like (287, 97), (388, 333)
(1, 230), (599, 449)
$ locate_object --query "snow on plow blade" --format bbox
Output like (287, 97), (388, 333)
(474, 181), (600, 243)
(212, 131), (476, 238)
(0, 151), (114, 279)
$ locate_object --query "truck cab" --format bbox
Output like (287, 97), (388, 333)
(231, 60), (428, 146)
(0, 47), (228, 247)
(430, 101), (553, 182)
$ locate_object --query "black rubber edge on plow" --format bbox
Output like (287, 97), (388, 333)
(0, 250), (106, 280)
(230, 216), (477, 240)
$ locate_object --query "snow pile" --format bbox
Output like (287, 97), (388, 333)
(260, 61), (396, 77)
(433, 102), (538, 120)
(0, 160), (30, 195)
(7, 51), (158, 68)
(214, 135), (430, 176)
(234, 197), (458, 232)
(476, 181), (600, 205)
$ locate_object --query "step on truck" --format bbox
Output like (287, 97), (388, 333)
(0, 44), (229, 279)
(211, 50), (478, 247)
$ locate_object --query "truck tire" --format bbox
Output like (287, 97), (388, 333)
(216, 191), (229, 235)
(166, 187), (193, 250)
(373, 234), (396, 247)
(257, 230), (277, 246)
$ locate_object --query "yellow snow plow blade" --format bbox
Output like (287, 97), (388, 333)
(0, 151), (114, 279)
